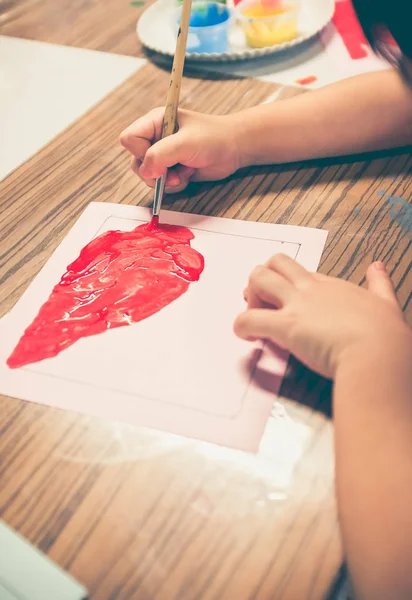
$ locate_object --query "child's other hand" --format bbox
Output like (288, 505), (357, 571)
(234, 255), (409, 379)
(120, 108), (240, 193)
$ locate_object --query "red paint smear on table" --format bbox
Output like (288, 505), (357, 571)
(7, 218), (204, 369)
(295, 75), (317, 86)
(332, 0), (368, 59)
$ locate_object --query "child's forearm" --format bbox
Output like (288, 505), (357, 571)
(233, 70), (412, 166)
(334, 329), (412, 600)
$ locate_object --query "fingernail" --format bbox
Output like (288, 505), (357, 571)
(374, 262), (386, 272)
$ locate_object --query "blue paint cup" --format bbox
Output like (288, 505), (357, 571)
(176, 2), (231, 54)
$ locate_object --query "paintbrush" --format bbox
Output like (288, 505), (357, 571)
(152, 0), (193, 218)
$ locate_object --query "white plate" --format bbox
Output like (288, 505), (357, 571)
(137, 0), (335, 62)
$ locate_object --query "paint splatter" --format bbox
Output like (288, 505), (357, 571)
(7, 220), (204, 369)
(130, 1), (144, 7)
(332, 0), (368, 59)
(295, 75), (317, 86)
(379, 191), (412, 239)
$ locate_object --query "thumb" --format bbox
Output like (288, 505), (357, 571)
(140, 133), (194, 180)
(366, 262), (400, 310)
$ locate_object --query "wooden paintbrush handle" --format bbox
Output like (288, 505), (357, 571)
(162, 0), (193, 138)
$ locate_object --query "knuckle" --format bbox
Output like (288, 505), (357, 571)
(119, 130), (131, 148)
(249, 265), (267, 286)
(267, 253), (288, 269)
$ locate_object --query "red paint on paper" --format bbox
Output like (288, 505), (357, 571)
(7, 220), (204, 369)
(295, 75), (318, 86)
(332, 0), (368, 59)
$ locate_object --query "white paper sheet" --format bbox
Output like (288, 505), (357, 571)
(0, 203), (327, 452)
(0, 36), (144, 181)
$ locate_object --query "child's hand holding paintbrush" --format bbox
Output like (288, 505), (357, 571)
(122, 0), (412, 195)
(121, 107), (240, 194)
(121, 66), (412, 194)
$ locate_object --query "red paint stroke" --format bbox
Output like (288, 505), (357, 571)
(7, 218), (204, 369)
(295, 75), (318, 86)
(333, 0), (368, 59)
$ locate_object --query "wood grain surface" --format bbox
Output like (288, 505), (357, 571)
(0, 0), (148, 56)
(0, 7), (411, 600)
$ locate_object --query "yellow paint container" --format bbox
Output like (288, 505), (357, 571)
(237, 0), (300, 48)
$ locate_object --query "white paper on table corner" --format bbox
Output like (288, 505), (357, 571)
(0, 203), (328, 452)
(0, 36), (145, 181)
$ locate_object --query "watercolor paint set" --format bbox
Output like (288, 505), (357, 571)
(174, 0), (301, 53)
(137, 0), (334, 61)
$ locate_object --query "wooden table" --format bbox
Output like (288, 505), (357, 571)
(1, 2), (411, 598)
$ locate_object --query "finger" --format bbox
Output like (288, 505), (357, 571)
(120, 107), (165, 157)
(247, 265), (293, 309)
(234, 308), (289, 348)
(165, 165), (196, 190)
(266, 254), (313, 286)
(144, 172), (194, 195)
(131, 157), (156, 188)
(164, 181), (189, 194)
(366, 262), (400, 310)
(134, 177), (185, 194)
(140, 133), (195, 180)
(132, 157), (192, 193)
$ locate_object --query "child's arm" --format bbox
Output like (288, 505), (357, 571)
(236, 69), (412, 166)
(335, 323), (412, 600)
(120, 69), (412, 192)
(235, 257), (412, 600)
